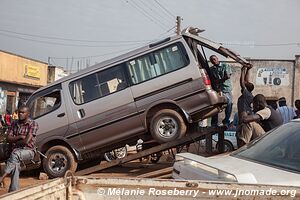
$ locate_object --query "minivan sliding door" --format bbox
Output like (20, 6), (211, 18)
(69, 64), (143, 153)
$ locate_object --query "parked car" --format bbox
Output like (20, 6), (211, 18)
(212, 130), (237, 152)
(24, 27), (249, 178)
(172, 119), (300, 186)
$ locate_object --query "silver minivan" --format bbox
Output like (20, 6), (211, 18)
(26, 27), (249, 177)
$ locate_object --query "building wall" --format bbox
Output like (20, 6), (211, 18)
(0, 50), (48, 114)
(48, 66), (69, 84)
(225, 57), (297, 119)
(294, 55), (300, 102)
(0, 51), (48, 87)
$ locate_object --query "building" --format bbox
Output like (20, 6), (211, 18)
(226, 55), (300, 118)
(48, 65), (69, 84)
(0, 50), (48, 114)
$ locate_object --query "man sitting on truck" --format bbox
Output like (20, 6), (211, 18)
(0, 105), (38, 192)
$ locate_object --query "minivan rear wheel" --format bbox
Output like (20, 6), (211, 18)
(42, 145), (78, 178)
(150, 109), (187, 143)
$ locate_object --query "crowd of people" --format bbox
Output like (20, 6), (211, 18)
(0, 110), (19, 129)
(209, 55), (300, 148)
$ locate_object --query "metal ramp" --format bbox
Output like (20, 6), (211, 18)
(75, 126), (225, 176)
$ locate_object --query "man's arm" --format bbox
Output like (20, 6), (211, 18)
(245, 65), (252, 83)
(7, 121), (38, 146)
(6, 125), (24, 143)
(240, 66), (247, 90)
(22, 122), (38, 145)
(7, 134), (25, 143)
(242, 114), (261, 123)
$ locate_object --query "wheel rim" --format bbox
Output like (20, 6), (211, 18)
(224, 143), (232, 152)
(114, 147), (127, 159)
(155, 116), (178, 139)
(48, 153), (67, 174)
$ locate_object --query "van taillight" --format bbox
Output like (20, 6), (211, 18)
(200, 69), (211, 89)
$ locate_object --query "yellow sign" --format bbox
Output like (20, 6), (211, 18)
(24, 65), (40, 79)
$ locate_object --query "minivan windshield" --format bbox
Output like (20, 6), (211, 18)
(232, 121), (300, 173)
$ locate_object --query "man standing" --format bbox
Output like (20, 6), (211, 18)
(238, 94), (283, 147)
(209, 55), (233, 127)
(236, 65), (255, 147)
(0, 105), (38, 192)
(277, 97), (296, 124)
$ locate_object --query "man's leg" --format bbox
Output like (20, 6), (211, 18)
(250, 122), (265, 139)
(0, 149), (21, 190)
(8, 163), (20, 192)
(211, 113), (219, 126)
(3, 148), (34, 192)
(223, 92), (233, 126)
(237, 123), (253, 145)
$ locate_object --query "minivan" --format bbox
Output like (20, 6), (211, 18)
(26, 27), (249, 178)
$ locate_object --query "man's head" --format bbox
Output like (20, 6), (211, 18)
(295, 99), (300, 110)
(278, 97), (287, 107)
(209, 55), (219, 66)
(253, 94), (267, 112)
(18, 105), (30, 122)
(245, 82), (254, 92)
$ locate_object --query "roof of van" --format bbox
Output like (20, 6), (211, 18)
(39, 34), (183, 92)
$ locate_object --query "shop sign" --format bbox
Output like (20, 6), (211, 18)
(256, 67), (289, 86)
(24, 65), (40, 79)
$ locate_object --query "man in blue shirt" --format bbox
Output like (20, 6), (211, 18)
(209, 55), (233, 127)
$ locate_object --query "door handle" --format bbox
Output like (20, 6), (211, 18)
(57, 113), (65, 118)
(77, 109), (86, 119)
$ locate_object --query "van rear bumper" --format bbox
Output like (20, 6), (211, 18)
(190, 90), (227, 122)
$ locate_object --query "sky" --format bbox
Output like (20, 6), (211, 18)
(0, 0), (299, 72)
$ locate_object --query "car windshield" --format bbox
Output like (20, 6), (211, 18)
(232, 121), (300, 173)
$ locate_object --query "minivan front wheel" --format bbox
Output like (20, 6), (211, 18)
(43, 145), (78, 178)
(150, 109), (187, 143)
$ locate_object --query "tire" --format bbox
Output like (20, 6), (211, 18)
(104, 151), (115, 162)
(150, 109), (187, 143)
(42, 145), (78, 178)
(216, 140), (234, 153)
(150, 152), (162, 163)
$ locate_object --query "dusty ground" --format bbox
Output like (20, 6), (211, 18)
(0, 141), (218, 196)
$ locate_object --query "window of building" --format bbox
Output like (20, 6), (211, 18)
(126, 43), (189, 84)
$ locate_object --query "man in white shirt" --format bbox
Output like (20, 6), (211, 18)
(277, 97), (296, 124)
(237, 94), (283, 147)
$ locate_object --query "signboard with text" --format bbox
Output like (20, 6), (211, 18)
(24, 64), (40, 79)
(256, 67), (289, 86)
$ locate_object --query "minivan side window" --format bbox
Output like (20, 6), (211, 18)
(126, 42), (189, 84)
(29, 90), (61, 119)
(97, 65), (128, 96)
(70, 74), (101, 104)
(69, 65), (128, 105)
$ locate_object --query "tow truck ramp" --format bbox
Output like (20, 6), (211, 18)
(75, 126), (225, 176)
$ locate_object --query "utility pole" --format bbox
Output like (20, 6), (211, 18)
(176, 16), (181, 35)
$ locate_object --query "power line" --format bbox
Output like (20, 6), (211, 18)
(0, 32), (147, 47)
(50, 44), (144, 59)
(0, 29), (149, 44)
(139, 0), (174, 25)
(154, 0), (176, 18)
(221, 42), (300, 47)
(130, 0), (169, 28)
(123, 0), (167, 30)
